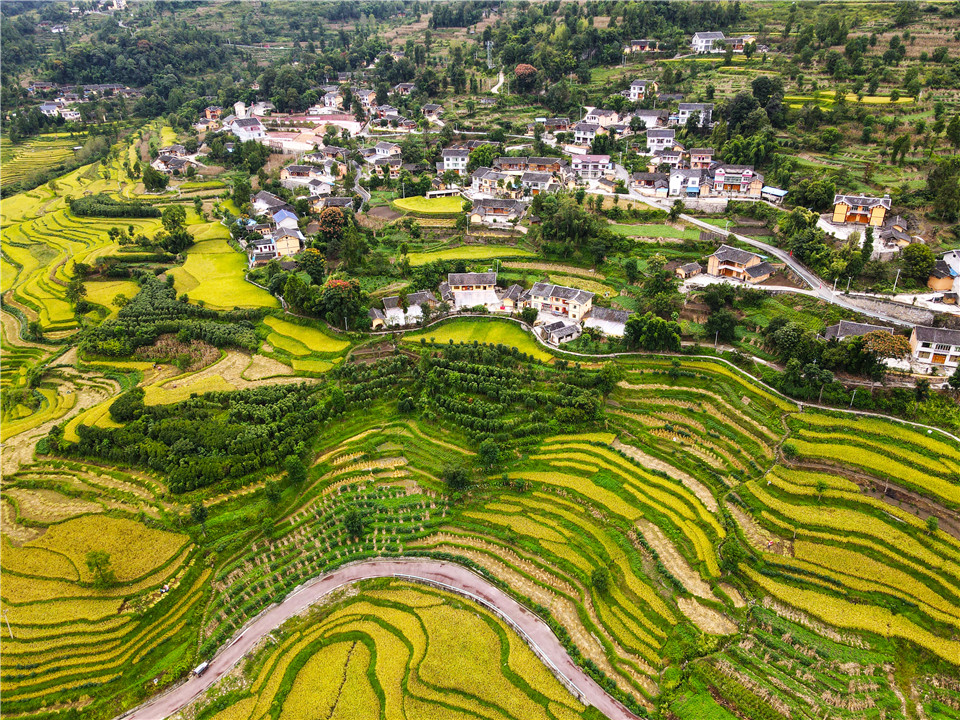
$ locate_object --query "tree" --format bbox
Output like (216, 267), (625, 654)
(318, 206), (346, 241)
(65, 278), (87, 306)
(623, 312), (681, 352)
(815, 479), (828, 501)
(478, 439), (500, 470)
(284, 455), (307, 484)
(161, 204), (186, 232)
(591, 567), (609, 594)
(926, 515), (939, 535)
(232, 176), (251, 209)
(264, 480), (281, 504)
(344, 506), (366, 538)
(318, 275), (367, 329)
(623, 257), (639, 285)
(948, 366), (960, 394)
(142, 165), (169, 192)
(467, 143), (497, 172)
(668, 200), (683, 221)
(947, 116), (960, 149)
(190, 502), (208, 535)
(862, 331), (911, 360)
(514, 63), (538, 93)
(85, 550), (116, 588)
(705, 308), (738, 343)
(900, 243), (935, 281)
(520, 306), (538, 325)
(298, 248), (327, 285)
(443, 464), (471, 492)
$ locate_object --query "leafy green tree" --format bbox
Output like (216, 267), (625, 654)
(298, 248), (327, 285)
(284, 455), (307, 484)
(624, 312), (682, 352)
(520, 307), (538, 325)
(591, 567), (609, 594)
(264, 480), (281, 504)
(467, 143), (497, 172)
(478, 439), (500, 470)
(142, 165), (169, 192)
(161, 204), (186, 232)
(927, 515), (939, 535)
(623, 257), (639, 285)
(344, 506), (366, 537)
(443, 464), (471, 492)
(85, 550), (116, 588)
(900, 243), (935, 281)
(705, 308), (738, 343)
(190, 502), (208, 535)
(815, 479), (828, 501)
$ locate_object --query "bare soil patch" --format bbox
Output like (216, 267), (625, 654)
(638, 520), (717, 600)
(614, 438), (718, 512)
(677, 597), (737, 635)
(367, 206), (401, 221)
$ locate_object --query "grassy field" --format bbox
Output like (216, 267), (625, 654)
(402, 318), (554, 362)
(406, 245), (536, 266)
(0, 134), (83, 188)
(393, 196), (464, 214)
(610, 223), (701, 241)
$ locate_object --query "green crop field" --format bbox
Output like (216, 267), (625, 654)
(610, 223), (701, 240)
(263, 315), (349, 354)
(0, 134), (82, 188)
(402, 318), (555, 362)
(393, 196), (464, 214)
(406, 245), (537, 265)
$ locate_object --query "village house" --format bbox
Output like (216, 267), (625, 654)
(375, 104), (400, 118)
(446, 272), (499, 310)
(520, 171), (555, 195)
(571, 154), (612, 181)
(497, 284), (525, 312)
(422, 104), (443, 120)
(649, 148), (684, 170)
(368, 308), (387, 330)
(669, 168), (705, 197)
(584, 108), (619, 128)
(646, 128), (676, 153)
(910, 326), (960, 368)
(541, 318), (582, 345)
(280, 164), (321, 183)
(543, 118), (571, 133)
(271, 209), (299, 232)
(527, 157), (564, 173)
(393, 82), (416, 96)
(39, 102), (60, 117)
(374, 141), (401, 158)
(675, 262), (703, 279)
(440, 148), (469, 175)
(469, 199), (525, 226)
(707, 165), (764, 197)
(832, 193), (891, 227)
(928, 259), (956, 292)
(624, 39), (659, 54)
(251, 101), (276, 116)
(528, 282), (594, 320)
(159, 144), (187, 157)
(573, 122), (603, 145)
(353, 88), (377, 108)
(626, 80), (657, 101)
(691, 31), (726, 53)
(61, 110), (81, 122)
(676, 102), (713, 126)
(372, 156), (402, 179)
(706, 244), (775, 283)
(584, 306), (632, 337)
(630, 172), (669, 196)
(689, 147), (715, 169)
(203, 106), (223, 120)
(229, 117), (266, 141)
(251, 190), (293, 216)
(322, 90), (343, 108)
(471, 167), (515, 196)
(822, 320), (893, 342)
(273, 227), (303, 257)
(631, 109), (669, 130)
(494, 157), (529, 174)
(382, 290), (437, 326)
(310, 196), (354, 213)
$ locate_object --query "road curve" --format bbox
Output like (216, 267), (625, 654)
(119, 558), (642, 720)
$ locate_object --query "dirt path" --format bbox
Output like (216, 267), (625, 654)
(1, 309), (54, 349)
(119, 558), (644, 720)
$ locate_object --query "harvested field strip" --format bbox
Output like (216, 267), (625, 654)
(795, 412), (960, 461)
(501, 261), (607, 280)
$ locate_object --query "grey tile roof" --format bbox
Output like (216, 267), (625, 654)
(823, 320), (893, 341)
(711, 244), (761, 265)
(914, 325), (960, 346)
(745, 261), (775, 278)
(588, 306), (631, 323)
(834, 194), (892, 210)
(530, 282), (594, 305)
(448, 272), (497, 286)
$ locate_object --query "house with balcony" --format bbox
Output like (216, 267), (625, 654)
(584, 108), (619, 128)
(910, 326), (960, 368)
(528, 282), (594, 320)
(469, 199), (525, 226)
(520, 171), (555, 195)
(669, 168), (705, 196)
(393, 82), (416, 96)
(646, 128), (676, 153)
(707, 165), (764, 197)
(706, 245), (775, 283)
(571, 154), (612, 181)
(229, 117), (266, 141)
(471, 167), (511, 195)
(626, 80), (657, 101)
(440, 148), (469, 175)
(649, 148), (684, 170)
(832, 194), (891, 227)
(573, 122), (603, 146)
(689, 147), (715, 169)
(446, 272), (500, 310)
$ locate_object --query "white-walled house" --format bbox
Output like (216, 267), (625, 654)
(646, 128), (676, 153)
(677, 103), (713, 126)
(692, 31), (725, 53)
(571, 154), (612, 180)
(229, 117), (266, 141)
(440, 148), (469, 175)
(910, 326), (960, 368)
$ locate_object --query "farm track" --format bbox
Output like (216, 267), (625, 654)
(120, 558), (645, 720)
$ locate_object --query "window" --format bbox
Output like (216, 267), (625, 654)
(935, 344), (952, 352)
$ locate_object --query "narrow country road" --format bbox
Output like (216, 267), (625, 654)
(118, 559), (642, 720)
(625, 190), (910, 327)
(491, 69), (505, 94)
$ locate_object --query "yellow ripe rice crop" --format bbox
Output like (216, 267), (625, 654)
(263, 316), (349, 354)
(463, 510), (569, 543)
(544, 431), (617, 445)
(795, 412), (960, 463)
(32, 515), (188, 583)
(743, 567), (960, 664)
(143, 374), (235, 405)
(0, 597), (123, 625)
(4, 487), (101, 523)
(0, 536), (79, 581)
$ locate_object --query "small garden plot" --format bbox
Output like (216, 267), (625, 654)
(393, 195), (464, 214)
(610, 223), (701, 241)
(405, 244), (536, 265)
(547, 274), (618, 299)
(402, 318), (553, 362)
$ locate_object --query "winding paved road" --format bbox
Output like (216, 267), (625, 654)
(119, 559), (641, 720)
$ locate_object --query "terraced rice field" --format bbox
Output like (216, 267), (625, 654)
(402, 318), (554, 362)
(0, 461), (206, 717)
(205, 580), (586, 720)
(263, 315), (349, 355)
(393, 195), (464, 214)
(168, 220), (278, 310)
(0, 134), (81, 188)
(406, 244), (537, 265)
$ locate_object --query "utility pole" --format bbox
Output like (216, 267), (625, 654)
(832, 277), (838, 293)
(715, 331), (719, 350)
(892, 267), (901, 292)
(845, 276), (851, 293)
(849, 388), (857, 408)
